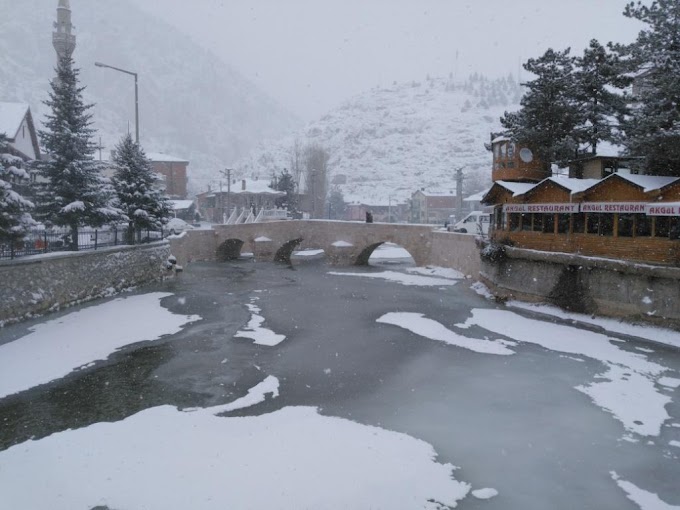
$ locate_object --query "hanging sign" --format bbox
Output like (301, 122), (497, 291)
(645, 203), (680, 216)
(503, 203), (578, 213)
(580, 202), (646, 214)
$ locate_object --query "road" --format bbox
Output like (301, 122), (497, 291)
(0, 256), (679, 509)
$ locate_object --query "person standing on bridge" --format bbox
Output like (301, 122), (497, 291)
(366, 211), (373, 223)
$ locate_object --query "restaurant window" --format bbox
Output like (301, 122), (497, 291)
(509, 213), (520, 231)
(671, 217), (680, 239)
(656, 217), (670, 238)
(532, 213), (544, 232)
(599, 214), (614, 236)
(587, 213), (600, 234)
(507, 162), (515, 168)
(508, 143), (515, 158)
(543, 214), (555, 234)
(521, 213), (532, 231)
(618, 214), (635, 237)
(636, 216), (653, 237)
(588, 213), (613, 236)
(573, 213), (586, 234)
(557, 214), (570, 234)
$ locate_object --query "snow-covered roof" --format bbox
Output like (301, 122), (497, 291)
(614, 174), (679, 193)
(545, 177), (601, 194)
(168, 200), (194, 211)
(463, 188), (490, 202)
(232, 179), (284, 195)
(491, 135), (511, 144)
(0, 102), (29, 140)
(147, 152), (189, 163)
(494, 181), (536, 197)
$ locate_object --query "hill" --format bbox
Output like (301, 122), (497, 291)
(234, 74), (523, 205)
(0, 0), (299, 194)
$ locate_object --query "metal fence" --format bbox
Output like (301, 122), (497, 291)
(0, 228), (166, 260)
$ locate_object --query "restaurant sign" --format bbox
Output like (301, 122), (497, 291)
(580, 202), (646, 213)
(503, 203), (579, 213)
(645, 203), (680, 216)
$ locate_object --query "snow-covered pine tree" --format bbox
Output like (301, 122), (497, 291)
(572, 39), (631, 155)
(36, 57), (121, 250)
(112, 133), (170, 244)
(0, 134), (35, 243)
(618, 0), (680, 175)
(501, 48), (580, 171)
(273, 169), (299, 215)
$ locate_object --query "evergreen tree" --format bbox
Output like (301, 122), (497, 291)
(328, 189), (347, 220)
(572, 39), (631, 155)
(618, 0), (680, 175)
(273, 169), (299, 215)
(112, 134), (170, 244)
(0, 134), (35, 242)
(501, 48), (580, 170)
(36, 57), (121, 249)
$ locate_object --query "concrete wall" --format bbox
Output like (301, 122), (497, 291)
(481, 246), (680, 324)
(0, 242), (170, 324)
(429, 231), (481, 277)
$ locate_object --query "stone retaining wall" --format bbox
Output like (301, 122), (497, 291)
(481, 246), (680, 324)
(0, 242), (170, 324)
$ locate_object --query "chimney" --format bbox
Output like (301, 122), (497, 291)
(242, 179), (246, 191)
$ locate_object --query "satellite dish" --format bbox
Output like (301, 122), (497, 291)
(519, 148), (534, 163)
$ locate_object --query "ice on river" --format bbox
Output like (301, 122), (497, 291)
(329, 270), (458, 287)
(461, 309), (674, 437)
(187, 375), (280, 414)
(0, 293), (200, 400)
(0, 405), (471, 510)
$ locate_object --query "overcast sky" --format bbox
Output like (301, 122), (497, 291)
(136, 0), (642, 121)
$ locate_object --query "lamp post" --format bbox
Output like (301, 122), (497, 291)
(94, 61), (139, 144)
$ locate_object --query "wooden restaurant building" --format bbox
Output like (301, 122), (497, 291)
(481, 135), (680, 265)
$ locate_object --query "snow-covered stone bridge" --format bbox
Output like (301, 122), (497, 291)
(169, 220), (481, 271)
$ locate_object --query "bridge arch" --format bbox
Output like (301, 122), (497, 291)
(217, 238), (245, 261)
(274, 238), (303, 265)
(354, 241), (416, 266)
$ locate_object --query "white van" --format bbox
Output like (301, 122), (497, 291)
(448, 211), (490, 235)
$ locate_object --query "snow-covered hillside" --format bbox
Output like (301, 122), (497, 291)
(235, 75), (522, 205)
(0, 0), (298, 194)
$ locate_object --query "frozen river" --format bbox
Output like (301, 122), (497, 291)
(1, 255), (679, 510)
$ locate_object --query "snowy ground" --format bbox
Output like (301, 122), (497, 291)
(0, 261), (679, 509)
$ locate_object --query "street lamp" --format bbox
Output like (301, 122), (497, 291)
(94, 61), (139, 144)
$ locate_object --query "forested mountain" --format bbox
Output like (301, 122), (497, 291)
(235, 75), (522, 205)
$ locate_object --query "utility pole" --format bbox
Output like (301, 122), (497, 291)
(219, 168), (233, 222)
(455, 167), (464, 221)
(388, 195), (392, 223)
(219, 180), (223, 224)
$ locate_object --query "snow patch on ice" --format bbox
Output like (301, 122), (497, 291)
(507, 300), (680, 350)
(329, 270), (458, 287)
(234, 299), (286, 347)
(611, 472), (680, 510)
(292, 249), (325, 257)
(462, 309), (673, 436)
(670, 441), (680, 448)
(0, 406), (471, 510)
(377, 312), (514, 356)
(254, 236), (272, 242)
(658, 377), (680, 389)
(470, 281), (495, 300)
(202, 376), (279, 414)
(472, 488), (499, 500)
(406, 266), (464, 280)
(0, 293), (200, 400)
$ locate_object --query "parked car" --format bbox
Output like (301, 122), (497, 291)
(166, 218), (194, 235)
(448, 211), (491, 235)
